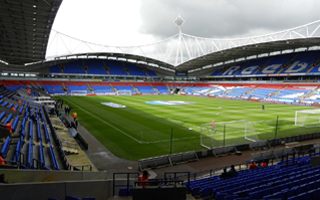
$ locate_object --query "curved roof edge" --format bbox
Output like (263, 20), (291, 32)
(176, 38), (320, 72)
(26, 52), (175, 73)
(47, 20), (320, 66)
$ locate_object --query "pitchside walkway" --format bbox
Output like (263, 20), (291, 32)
(76, 123), (138, 174)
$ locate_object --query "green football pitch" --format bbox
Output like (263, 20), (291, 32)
(57, 95), (318, 160)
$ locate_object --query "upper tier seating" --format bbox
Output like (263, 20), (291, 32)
(85, 60), (107, 75)
(64, 62), (86, 74)
(49, 66), (62, 73)
(87, 65), (106, 75)
(49, 59), (157, 77)
(127, 65), (146, 76)
(108, 63), (127, 75)
(211, 50), (320, 77)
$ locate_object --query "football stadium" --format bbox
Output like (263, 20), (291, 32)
(2, 0), (320, 199)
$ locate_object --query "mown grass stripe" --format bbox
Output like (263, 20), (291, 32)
(64, 98), (144, 144)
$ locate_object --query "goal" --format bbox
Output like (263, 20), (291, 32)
(200, 120), (258, 149)
(295, 109), (320, 127)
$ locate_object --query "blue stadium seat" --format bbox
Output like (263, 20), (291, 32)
(49, 145), (59, 170)
(12, 116), (19, 132)
(37, 122), (42, 142)
(1, 136), (11, 158)
(12, 137), (23, 163)
(49, 66), (62, 73)
(43, 85), (65, 94)
(48, 59), (158, 77)
(0, 111), (6, 120)
(156, 86), (169, 94)
(87, 61), (106, 74)
(43, 124), (51, 143)
(64, 63), (85, 74)
(27, 121), (33, 168)
(136, 86), (155, 94)
(211, 50), (320, 77)
(68, 85), (88, 94)
(39, 142), (45, 168)
(92, 85), (114, 94)
(4, 113), (13, 124)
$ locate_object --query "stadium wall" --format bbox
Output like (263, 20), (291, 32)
(0, 79), (212, 87)
(0, 79), (320, 88)
(1, 79), (320, 89)
(0, 180), (113, 200)
(0, 169), (109, 183)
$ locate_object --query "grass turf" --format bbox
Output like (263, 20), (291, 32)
(57, 95), (318, 160)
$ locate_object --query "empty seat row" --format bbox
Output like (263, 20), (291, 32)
(0, 136), (11, 158)
(187, 156), (320, 199)
(49, 145), (59, 170)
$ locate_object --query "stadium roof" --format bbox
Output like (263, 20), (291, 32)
(47, 20), (320, 67)
(176, 38), (320, 72)
(0, 0), (62, 65)
(1, 2), (320, 71)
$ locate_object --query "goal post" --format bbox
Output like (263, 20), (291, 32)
(295, 109), (320, 127)
(244, 121), (258, 142)
(200, 120), (259, 149)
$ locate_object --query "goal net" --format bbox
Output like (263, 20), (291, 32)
(200, 120), (258, 149)
(295, 109), (320, 127)
(116, 90), (132, 96)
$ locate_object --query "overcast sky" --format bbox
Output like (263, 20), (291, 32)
(51, 0), (320, 46)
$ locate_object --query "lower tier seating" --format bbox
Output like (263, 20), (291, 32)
(186, 156), (320, 200)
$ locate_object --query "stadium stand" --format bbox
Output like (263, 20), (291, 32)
(49, 65), (62, 73)
(0, 87), (71, 170)
(43, 85), (65, 94)
(186, 156), (320, 200)
(136, 86), (156, 94)
(91, 85), (114, 94)
(179, 84), (320, 105)
(86, 60), (107, 75)
(156, 86), (170, 94)
(6, 79), (320, 105)
(211, 50), (320, 78)
(49, 59), (158, 77)
(67, 85), (88, 95)
(63, 62), (86, 74)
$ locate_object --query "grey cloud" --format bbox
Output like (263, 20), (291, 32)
(139, 0), (320, 38)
